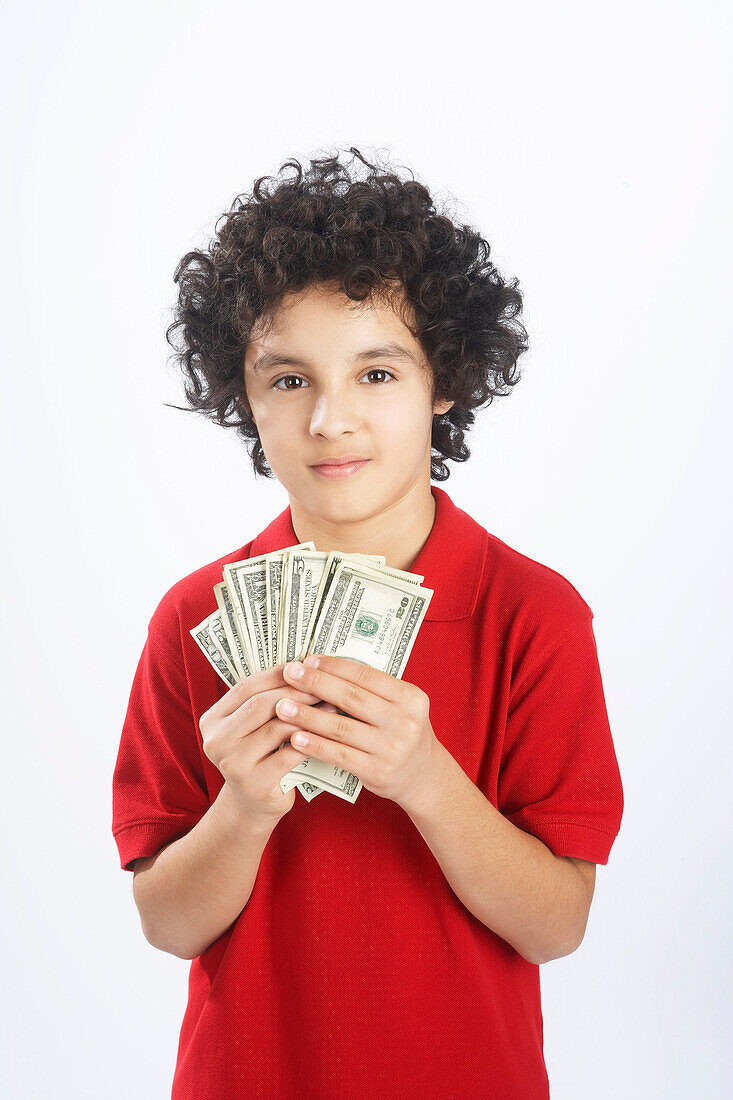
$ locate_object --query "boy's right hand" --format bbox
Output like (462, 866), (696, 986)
(198, 664), (334, 827)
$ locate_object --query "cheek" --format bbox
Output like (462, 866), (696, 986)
(377, 391), (432, 444)
(253, 402), (294, 442)
(249, 405), (296, 469)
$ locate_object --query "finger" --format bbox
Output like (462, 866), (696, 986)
(282, 661), (390, 724)
(228, 684), (329, 734)
(215, 664), (322, 719)
(283, 717), (371, 779)
(274, 697), (374, 754)
(253, 702), (335, 749)
(243, 713), (312, 765)
(262, 743), (311, 790)
(213, 666), (287, 718)
(301, 653), (403, 703)
(261, 703), (336, 758)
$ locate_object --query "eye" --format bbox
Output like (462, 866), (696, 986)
(270, 369), (397, 391)
(271, 374), (306, 391)
(361, 369), (396, 385)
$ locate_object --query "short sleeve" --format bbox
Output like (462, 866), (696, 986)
(111, 602), (212, 872)
(497, 612), (624, 865)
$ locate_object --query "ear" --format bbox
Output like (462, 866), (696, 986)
(433, 399), (454, 417)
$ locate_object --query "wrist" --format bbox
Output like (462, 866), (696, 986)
(216, 781), (279, 840)
(398, 738), (453, 821)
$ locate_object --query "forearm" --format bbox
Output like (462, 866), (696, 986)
(403, 745), (587, 965)
(133, 782), (275, 960)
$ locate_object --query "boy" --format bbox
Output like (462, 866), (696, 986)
(112, 147), (624, 1099)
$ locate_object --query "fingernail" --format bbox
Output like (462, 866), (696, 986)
(279, 699), (298, 717)
(285, 662), (304, 679)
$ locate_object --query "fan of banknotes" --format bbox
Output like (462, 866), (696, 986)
(190, 542), (433, 805)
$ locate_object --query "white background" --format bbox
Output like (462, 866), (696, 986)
(2, 1), (730, 1097)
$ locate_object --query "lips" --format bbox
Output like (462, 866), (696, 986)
(310, 456), (369, 467)
(310, 458), (370, 479)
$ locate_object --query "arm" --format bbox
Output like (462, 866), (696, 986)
(275, 653), (600, 967)
(132, 781), (275, 960)
(404, 744), (596, 965)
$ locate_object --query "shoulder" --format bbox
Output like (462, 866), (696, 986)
(146, 540), (255, 656)
(476, 528), (595, 648)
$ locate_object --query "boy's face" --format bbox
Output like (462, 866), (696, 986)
(243, 282), (453, 525)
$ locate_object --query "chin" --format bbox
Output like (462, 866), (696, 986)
(321, 493), (381, 522)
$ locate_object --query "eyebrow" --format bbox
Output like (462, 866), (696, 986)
(251, 342), (418, 375)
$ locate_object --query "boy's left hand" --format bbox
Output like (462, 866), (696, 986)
(274, 653), (446, 811)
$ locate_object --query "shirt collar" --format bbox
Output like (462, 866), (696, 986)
(249, 484), (488, 622)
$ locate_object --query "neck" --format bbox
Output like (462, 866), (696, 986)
(288, 482), (437, 574)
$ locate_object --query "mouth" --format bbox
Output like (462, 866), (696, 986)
(310, 455), (369, 467)
(310, 457), (371, 479)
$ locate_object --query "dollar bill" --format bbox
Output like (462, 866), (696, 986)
(305, 560), (432, 678)
(213, 581), (254, 679)
(190, 542), (432, 802)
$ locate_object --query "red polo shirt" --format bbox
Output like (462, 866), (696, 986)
(112, 485), (624, 1100)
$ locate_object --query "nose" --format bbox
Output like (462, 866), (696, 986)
(308, 385), (361, 441)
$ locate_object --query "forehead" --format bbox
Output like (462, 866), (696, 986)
(246, 281), (418, 357)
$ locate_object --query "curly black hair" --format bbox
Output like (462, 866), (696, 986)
(164, 146), (529, 481)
